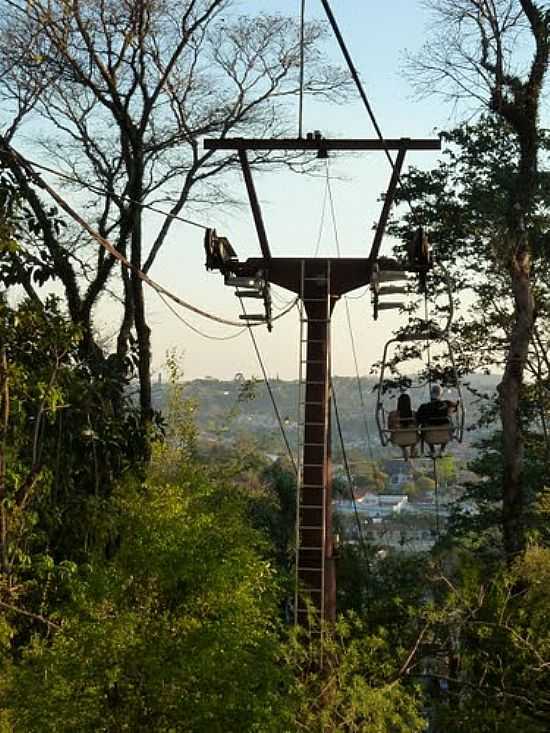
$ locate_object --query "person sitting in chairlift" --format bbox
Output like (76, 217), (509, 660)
(416, 384), (459, 456)
(387, 392), (418, 461)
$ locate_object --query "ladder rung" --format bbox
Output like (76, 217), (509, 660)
(304, 401), (324, 406)
(377, 302), (404, 311)
(303, 464), (324, 468)
(303, 276), (328, 281)
(235, 290), (263, 299)
(378, 285), (408, 296)
(226, 276), (264, 288)
(300, 525), (324, 531)
(298, 566), (323, 572)
(303, 422), (326, 427)
(303, 443), (325, 447)
(300, 503), (324, 509)
(377, 270), (408, 282)
(300, 546), (324, 551)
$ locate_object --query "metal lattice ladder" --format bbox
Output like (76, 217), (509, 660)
(294, 259), (332, 627)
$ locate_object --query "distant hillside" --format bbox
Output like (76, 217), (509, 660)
(152, 374), (499, 460)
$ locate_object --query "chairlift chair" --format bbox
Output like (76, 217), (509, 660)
(375, 331), (465, 456)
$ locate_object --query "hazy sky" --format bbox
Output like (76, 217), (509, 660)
(106, 1), (457, 381)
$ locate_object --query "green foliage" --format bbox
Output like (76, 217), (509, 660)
(426, 547), (550, 731)
(446, 429), (550, 558)
(252, 459), (297, 571)
(0, 297), (146, 568)
(346, 452), (388, 493)
(3, 463), (290, 732)
(401, 481), (419, 497)
(0, 175), (18, 256)
(415, 475), (436, 493)
(436, 455), (456, 484)
(157, 350), (198, 470)
(0, 172), (64, 290)
(287, 614), (426, 732)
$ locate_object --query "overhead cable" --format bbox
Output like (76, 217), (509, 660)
(298, 0), (306, 138)
(26, 157), (209, 231)
(0, 140), (298, 329)
(432, 456), (441, 541)
(319, 0), (421, 225)
(156, 290), (247, 341)
(239, 297), (298, 476)
(319, 0), (394, 169)
(326, 168), (374, 458)
(332, 379), (370, 562)
(313, 162), (330, 257)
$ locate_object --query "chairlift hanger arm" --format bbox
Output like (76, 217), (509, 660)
(369, 146), (407, 262)
(204, 137), (441, 152)
(238, 149), (271, 262)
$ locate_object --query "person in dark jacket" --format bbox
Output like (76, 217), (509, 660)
(416, 384), (458, 456)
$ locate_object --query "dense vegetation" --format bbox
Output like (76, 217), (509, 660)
(0, 313), (427, 731)
(1, 1), (550, 730)
(1, 291), (550, 731)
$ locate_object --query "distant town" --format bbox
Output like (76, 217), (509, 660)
(153, 374), (496, 554)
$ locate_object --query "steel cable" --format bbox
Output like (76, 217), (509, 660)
(319, 0), (422, 226)
(0, 140), (299, 329)
(238, 297), (298, 476)
(326, 166), (375, 458)
(332, 379), (370, 564)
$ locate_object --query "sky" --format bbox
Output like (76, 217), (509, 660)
(8, 0), (464, 383)
(136, 0), (457, 382)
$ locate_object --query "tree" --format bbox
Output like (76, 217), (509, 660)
(286, 615), (426, 733)
(0, 294), (146, 597)
(423, 547), (550, 731)
(0, 0), (348, 424)
(416, 475), (437, 494)
(405, 1), (550, 558)
(391, 114), (550, 557)
(2, 466), (292, 732)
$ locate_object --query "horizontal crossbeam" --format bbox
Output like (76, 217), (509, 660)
(204, 137), (441, 152)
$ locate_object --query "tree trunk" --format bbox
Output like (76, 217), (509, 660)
(132, 269), (152, 425)
(498, 245), (535, 560)
(128, 192), (153, 429)
(117, 264), (135, 364)
(0, 346), (8, 574)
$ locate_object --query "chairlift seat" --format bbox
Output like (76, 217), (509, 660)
(389, 427), (419, 448)
(421, 423), (453, 446)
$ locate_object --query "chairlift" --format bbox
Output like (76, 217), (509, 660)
(375, 330), (465, 457)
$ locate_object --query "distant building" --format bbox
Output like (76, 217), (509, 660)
(334, 493), (408, 520)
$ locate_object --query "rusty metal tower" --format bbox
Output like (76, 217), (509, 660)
(203, 135), (439, 625)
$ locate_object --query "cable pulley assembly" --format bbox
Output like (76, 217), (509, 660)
(204, 228), (273, 330)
